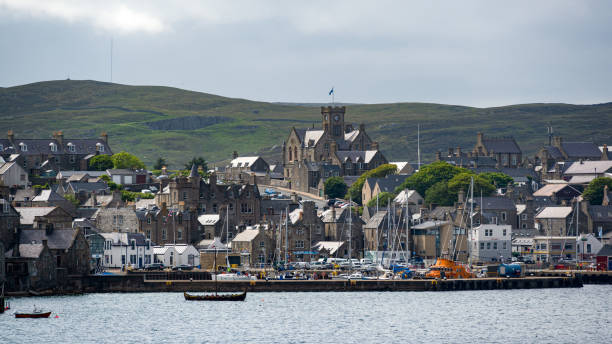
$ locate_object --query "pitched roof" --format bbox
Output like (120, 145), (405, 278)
(303, 130), (325, 147)
(394, 190), (421, 205)
(32, 189), (67, 202)
(232, 229), (260, 242)
(533, 183), (570, 197)
(15, 207), (57, 224)
(0, 161), (16, 174)
(312, 241), (345, 255)
(20, 229), (77, 250)
(230, 157), (260, 168)
(472, 197), (516, 210)
(561, 142), (601, 159)
(67, 181), (109, 193)
(0, 138), (111, 156)
(6, 244), (44, 259)
(335, 150), (379, 164)
(198, 214), (220, 225)
(565, 161), (612, 175)
(376, 175), (405, 193)
(482, 137), (521, 154)
(99, 232), (149, 246)
(597, 244), (612, 256)
(587, 205), (612, 222)
(344, 130), (360, 143)
(535, 206), (573, 219)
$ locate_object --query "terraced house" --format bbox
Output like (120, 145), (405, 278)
(0, 131), (112, 175)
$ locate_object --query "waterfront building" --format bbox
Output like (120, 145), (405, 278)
(100, 232), (153, 269)
(4, 239), (57, 291)
(153, 244), (200, 267)
(320, 206), (364, 258)
(231, 227), (272, 268)
(15, 206), (73, 230)
(532, 236), (577, 263)
(469, 224), (512, 263)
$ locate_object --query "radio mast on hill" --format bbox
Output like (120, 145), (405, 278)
(110, 37), (113, 83)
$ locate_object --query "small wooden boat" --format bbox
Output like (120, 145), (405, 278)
(184, 291), (247, 301)
(15, 311), (52, 318)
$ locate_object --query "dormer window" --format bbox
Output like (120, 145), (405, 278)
(67, 142), (75, 152)
(49, 142), (57, 152)
(19, 142), (27, 152)
(96, 143), (104, 153)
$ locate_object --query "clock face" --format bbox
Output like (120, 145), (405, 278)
(334, 115), (339, 121)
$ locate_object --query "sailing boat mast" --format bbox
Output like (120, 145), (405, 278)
(348, 199), (352, 261)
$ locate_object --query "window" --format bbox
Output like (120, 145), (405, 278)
(19, 143), (27, 152)
(502, 229), (507, 236)
(260, 240), (265, 248)
(565, 243), (573, 250)
(521, 214), (528, 220)
(145, 256), (151, 265)
(493, 242), (497, 250)
(96, 143), (104, 152)
(162, 228), (167, 240)
(540, 243), (547, 250)
(49, 143), (57, 152)
(121, 255), (126, 264)
(587, 244), (592, 253)
(118, 215), (124, 225)
(178, 215), (183, 224)
(213, 204), (218, 213)
(486, 242), (491, 250)
(67, 143), (75, 152)
(177, 229), (182, 240)
(146, 230), (151, 240)
(501, 212), (507, 221)
(511, 155), (517, 166)
(503, 242), (507, 249)
(130, 255), (136, 264)
(229, 204), (233, 211)
(147, 217), (151, 224)
(246, 190), (250, 197)
(182, 192), (187, 200)
(480, 243), (484, 250)
(491, 217), (498, 225)
(131, 240), (135, 250)
(522, 223), (527, 229)
(105, 255), (109, 264)
(295, 240), (304, 249)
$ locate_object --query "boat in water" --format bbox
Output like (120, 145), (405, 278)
(425, 258), (474, 279)
(184, 291), (247, 301)
(15, 307), (51, 318)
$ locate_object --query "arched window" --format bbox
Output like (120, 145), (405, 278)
(293, 147), (298, 161)
(289, 148), (292, 161)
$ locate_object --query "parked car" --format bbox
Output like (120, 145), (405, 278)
(522, 256), (535, 264)
(144, 263), (165, 270)
(290, 262), (311, 270)
(172, 264), (194, 271)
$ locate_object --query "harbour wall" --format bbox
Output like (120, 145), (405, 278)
(80, 275), (584, 293)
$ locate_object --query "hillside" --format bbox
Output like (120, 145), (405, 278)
(1, 80), (611, 169)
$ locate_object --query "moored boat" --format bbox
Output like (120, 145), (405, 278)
(183, 291), (247, 301)
(15, 311), (52, 318)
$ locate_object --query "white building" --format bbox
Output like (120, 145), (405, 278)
(100, 232), (153, 269)
(576, 233), (603, 261)
(469, 224), (512, 263)
(153, 244), (200, 267)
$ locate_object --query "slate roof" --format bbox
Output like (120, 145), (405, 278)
(76, 208), (99, 219)
(32, 189), (66, 202)
(482, 137), (521, 154)
(229, 157), (260, 168)
(533, 184), (570, 197)
(376, 175), (405, 193)
(543, 146), (564, 159)
(363, 210), (388, 229)
(11, 188), (36, 202)
(66, 182), (109, 193)
(597, 244), (612, 257)
(344, 130), (360, 143)
(561, 142), (601, 159)
(335, 150), (378, 163)
(394, 190), (421, 205)
(20, 229), (77, 250)
(99, 232), (149, 246)
(565, 161), (612, 175)
(0, 161), (16, 175)
(198, 214), (221, 225)
(472, 197), (516, 210)
(0, 137), (111, 156)
(588, 205), (612, 223)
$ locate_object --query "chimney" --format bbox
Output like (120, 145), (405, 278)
(602, 144), (609, 161)
(232, 151), (238, 159)
(455, 146), (462, 157)
(359, 123), (365, 131)
(161, 165), (167, 176)
(603, 185), (610, 206)
(477, 132), (483, 145)
(457, 189), (465, 205)
(435, 150), (441, 161)
(100, 132), (108, 143)
(53, 131), (64, 145)
(371, 141), (379, 151)
(209, 172), (217, 186)
(7, 130), (14, 144)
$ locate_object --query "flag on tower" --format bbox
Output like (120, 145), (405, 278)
(328, 87), (334, 95)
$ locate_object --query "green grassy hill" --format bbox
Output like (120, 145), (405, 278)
(1, 80), (611, 169)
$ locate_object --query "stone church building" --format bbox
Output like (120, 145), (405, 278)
(283, 106), (387, 193)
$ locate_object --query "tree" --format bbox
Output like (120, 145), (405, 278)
(324, 177), (348, 199)
(425, 181), (455, 206)
(99, 174), (111, 183)
(64, 194), (80, 207)
(583, 177), (612, 205)
(89, 155), (114, 171)
(395, 161), (467, 196)
(111, 151), (146, 170)
(184, 157), (208, 171)
(346, 164), (398, 204)
(366, 192), (394, 208)
(153, 157), (167, 170)
(480, 172), (514, 189)
(447, 172), (496, 199)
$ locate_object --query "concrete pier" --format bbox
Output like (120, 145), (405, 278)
(81, 275), (583, 293)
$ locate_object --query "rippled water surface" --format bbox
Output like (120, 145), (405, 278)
(1, 285), (610, 343)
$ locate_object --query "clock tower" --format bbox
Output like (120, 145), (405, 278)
(321, 106), (346, 139)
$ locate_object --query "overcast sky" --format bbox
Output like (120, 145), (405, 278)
(1, 0), (611, 107)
